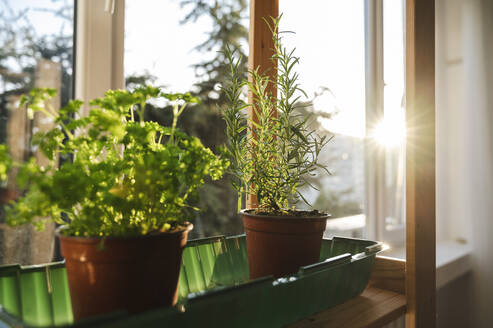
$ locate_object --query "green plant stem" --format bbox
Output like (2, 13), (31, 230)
(40, 106), (74, 140)
(169, 104), (178, 145)
(140, 101), (146, 125)
(169, 103), (187, 145)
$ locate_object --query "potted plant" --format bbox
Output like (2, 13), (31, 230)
(0, 86), (227, 320)
(221, 17), (331, 279)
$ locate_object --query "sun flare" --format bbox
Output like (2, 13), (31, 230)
(371, 110), (406, 148)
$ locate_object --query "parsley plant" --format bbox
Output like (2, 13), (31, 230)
(3, 87), (228, 237)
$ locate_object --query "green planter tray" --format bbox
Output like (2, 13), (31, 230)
(0, 235), (382, 327)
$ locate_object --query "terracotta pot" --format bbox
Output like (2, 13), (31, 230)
(58, 223), (193, 321)
(242, 210), (328, 279)
(0, 188), (20, 204)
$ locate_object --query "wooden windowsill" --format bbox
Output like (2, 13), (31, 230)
(289, 286), (406, 328)
(289, 256), (406, 328)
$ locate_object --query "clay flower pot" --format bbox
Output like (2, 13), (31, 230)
(0, 188), (20, 204)
(242, 210), (329, 279)
(57, 223), (193, 321)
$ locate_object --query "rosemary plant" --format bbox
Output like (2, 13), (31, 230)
(222, 17), (330, 213)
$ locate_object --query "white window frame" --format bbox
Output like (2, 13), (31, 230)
(365, 0), (405, 247)
(74, 0), (125, 114)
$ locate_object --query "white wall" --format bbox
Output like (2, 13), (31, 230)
(436, 0), (493, 327)
(463, 1), (493, 327)
(436, 0), (468, 244)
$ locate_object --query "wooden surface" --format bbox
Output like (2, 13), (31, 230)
(369, 256), (406, 294)
(289, 287), (406, 328)
(246, 0), (278, 208)
(405, 0), (436, 327)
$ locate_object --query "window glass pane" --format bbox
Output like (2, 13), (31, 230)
(0, 0), (74, 264)
(279, 1), (366, 238)
(383, 0), (405, 237)
(125, 0), (249, 238)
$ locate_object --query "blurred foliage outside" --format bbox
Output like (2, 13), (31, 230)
(0, 0), (363, 239)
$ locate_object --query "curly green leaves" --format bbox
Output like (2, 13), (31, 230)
(4, 86), (228, 237)
(162, 92), (200, 104)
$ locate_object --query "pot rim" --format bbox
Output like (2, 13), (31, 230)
(240, 208), (330, 221)
(55, 222), (194, 242)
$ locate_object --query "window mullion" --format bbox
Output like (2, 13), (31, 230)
(364, 0), (385, 241)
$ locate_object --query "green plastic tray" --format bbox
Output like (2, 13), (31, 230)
(0, 235), (382, 327)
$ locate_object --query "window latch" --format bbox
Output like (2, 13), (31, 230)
(104, 0), (115, 15)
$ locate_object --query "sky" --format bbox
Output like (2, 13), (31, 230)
(5, 0), (72, 35)
(124, 0), (213, 93)
(279, 1), (367, 137)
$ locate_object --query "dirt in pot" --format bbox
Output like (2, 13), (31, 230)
(245, 208), (328, 218)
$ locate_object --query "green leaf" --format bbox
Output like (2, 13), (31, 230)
(0, 145), (12, 182)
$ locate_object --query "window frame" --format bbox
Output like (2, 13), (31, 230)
(365, 0), (406, 247)
(74, 0), (125, 112)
